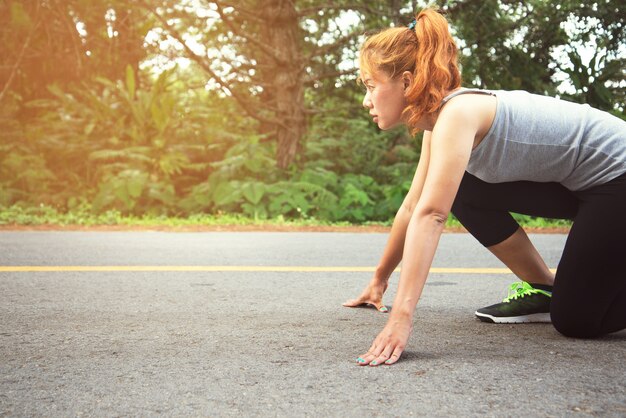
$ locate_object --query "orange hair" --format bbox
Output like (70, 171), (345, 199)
(359, 8), (461, 135)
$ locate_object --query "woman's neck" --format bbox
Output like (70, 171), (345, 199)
(415, 113), (438, 132)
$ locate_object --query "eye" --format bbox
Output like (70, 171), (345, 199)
(365, 84), (374, 92)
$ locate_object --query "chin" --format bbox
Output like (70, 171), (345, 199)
(378, 121), (399, 130)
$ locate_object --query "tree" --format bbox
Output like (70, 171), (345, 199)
(140, 0), (398, 168)
(442, 0), (625, 112)
(0, 0), (151, 206)
(0, 0), (147, 105)
(1, 0), (623, 216)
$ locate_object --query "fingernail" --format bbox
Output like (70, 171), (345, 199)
(379, 306), (388, 312)
(370, 361), (378, 366)
(357, 357), (364, 363)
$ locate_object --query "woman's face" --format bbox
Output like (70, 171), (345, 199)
(361, 71), (407, 130)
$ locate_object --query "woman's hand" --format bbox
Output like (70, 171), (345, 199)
(342, 277), (389, 313)
(356, 313), (413, 366)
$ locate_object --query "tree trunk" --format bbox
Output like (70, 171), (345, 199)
(261, 0), (305, 169)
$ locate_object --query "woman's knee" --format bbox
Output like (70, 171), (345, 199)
(550, 306), (603, 338)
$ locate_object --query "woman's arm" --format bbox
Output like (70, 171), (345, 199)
(343, 132), (432, 311)
(357, 99), (480, 366)
(374, 131), (433, 281)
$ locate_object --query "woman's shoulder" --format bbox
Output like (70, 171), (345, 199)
(440, 88), (500, 119)
(437, 91), (496, 133)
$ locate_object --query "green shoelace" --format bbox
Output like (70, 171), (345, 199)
(503, 281), (552, 303)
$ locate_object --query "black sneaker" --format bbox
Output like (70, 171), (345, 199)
(475, 281), (552, 323)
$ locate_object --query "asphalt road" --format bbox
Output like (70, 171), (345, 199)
(0, 231), (624, 417)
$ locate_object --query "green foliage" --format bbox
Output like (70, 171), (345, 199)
(1, 63), (254, 216)
(0, 0), (148, 105)
(447, 0), (625, 112)
(15, 67), (182, 212)
(0, 204), (571, 229)
(1, 0), (622, 226)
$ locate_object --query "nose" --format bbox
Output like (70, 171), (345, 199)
(362, 90), (372, 109)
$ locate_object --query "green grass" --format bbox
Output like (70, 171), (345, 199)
(0, 204), (387, 228)
(0, 204), (571, 229)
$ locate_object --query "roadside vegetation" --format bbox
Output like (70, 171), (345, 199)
(0, 204), (572, 230)
(1, 1), (621, 229)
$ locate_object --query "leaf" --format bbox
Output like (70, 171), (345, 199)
(241, 202), (268, 219)
(46, 84), (66, 99)
(126, 65), (136, 100)
(126, 172), (147, 199)
(84, 122), (96, 136)
(241, 182), (266, 205)
(590, 82), (612, 108)
(212, 182), (241, 206)
(147, 182), (175, 206)
(159, 152), (189, 177)
(150, 100), (167, 133)
(88, 149), (152, 164)
(340, 183), (372, 208)
(111, 178), (130, 207)
(94, 77), (117, 90)
(267, 195), (294, 215)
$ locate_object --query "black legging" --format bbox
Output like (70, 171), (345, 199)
(451, 171), (626, 338)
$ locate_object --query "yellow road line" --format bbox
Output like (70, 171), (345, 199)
(0, 266), (557, 273)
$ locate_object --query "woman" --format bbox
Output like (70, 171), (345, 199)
(343, 7), (626, 366)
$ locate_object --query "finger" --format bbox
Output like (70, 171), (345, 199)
(342, 298), (366, 307)
(342, 294), (371, 306)
(356, 341), (381, 365)
(364, 301), (385, 312)
(342, 299), (384, 311)
(370, 344), (395, 367)
(357, 351), (377, 366)
(384, 345), (405, 365)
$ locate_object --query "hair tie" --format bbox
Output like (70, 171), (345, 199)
(408, 19), (417, 30)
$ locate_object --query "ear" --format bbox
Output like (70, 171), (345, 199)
(402, 71), (414, 92)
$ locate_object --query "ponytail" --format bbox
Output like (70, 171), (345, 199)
(359, 7), (461, 135)
(406, 8), (461, 134)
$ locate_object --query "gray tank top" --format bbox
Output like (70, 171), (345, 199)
(441, 88), (626, 191)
